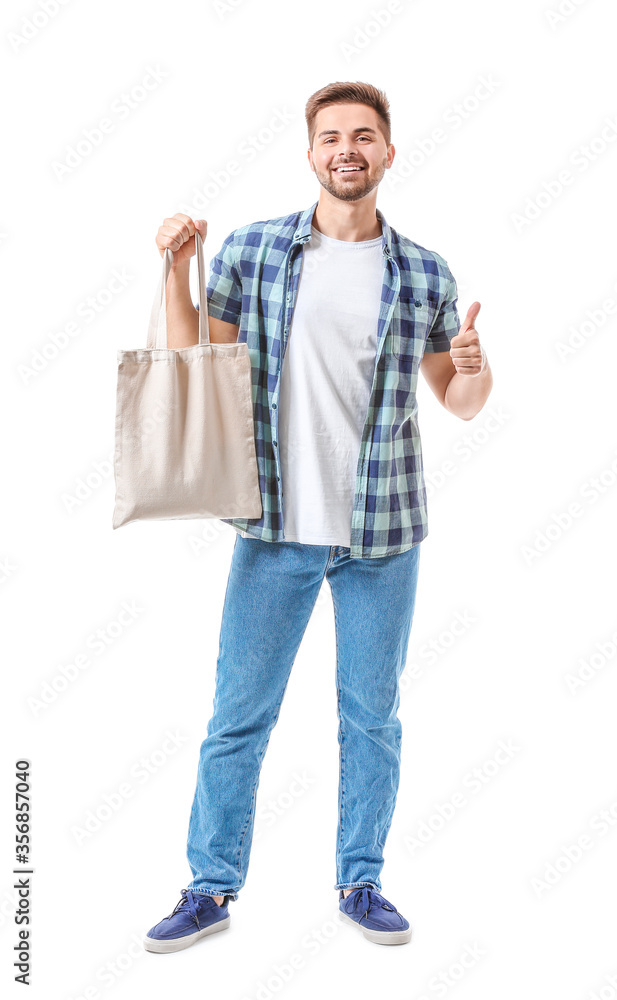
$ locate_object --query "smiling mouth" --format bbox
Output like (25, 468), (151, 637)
(333, 165), (365, 175)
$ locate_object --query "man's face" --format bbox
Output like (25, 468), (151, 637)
(308, 103), (394, 202)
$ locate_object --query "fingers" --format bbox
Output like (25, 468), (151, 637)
(450, 342), (486, 375)
(155, 214), (207, 258)
(160, 214), (194, 250)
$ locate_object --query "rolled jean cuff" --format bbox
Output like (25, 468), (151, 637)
(188, 887), (239, 902)
(334, 881), (380, 892)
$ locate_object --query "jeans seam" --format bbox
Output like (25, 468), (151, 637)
(235, 672), (295, 883)
(331, 588), (346, 885)
(235, 737), (269, 883)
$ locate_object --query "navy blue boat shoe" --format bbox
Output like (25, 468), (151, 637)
(338, 887), (412, 945)
(144, 889), (231, 953)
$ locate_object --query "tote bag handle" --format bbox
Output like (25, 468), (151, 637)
(147, 229), (210, 350)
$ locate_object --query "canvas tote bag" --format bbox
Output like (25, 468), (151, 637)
(112, 230), (262, 529)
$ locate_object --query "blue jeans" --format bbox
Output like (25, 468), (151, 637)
(186, 535), (421, 900)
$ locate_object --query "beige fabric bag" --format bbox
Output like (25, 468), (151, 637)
(112, 230), (262, 529)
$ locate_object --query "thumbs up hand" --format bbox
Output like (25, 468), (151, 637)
(449, 302), (487, 376)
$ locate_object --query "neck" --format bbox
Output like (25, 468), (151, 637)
(312, 194), (382, 242)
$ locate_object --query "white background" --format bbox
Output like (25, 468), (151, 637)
(3, 0), (617, 996)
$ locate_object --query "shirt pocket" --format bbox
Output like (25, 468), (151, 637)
(391, 290), (441, 367)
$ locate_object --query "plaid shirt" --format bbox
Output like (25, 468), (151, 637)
(204, 200), (460, 558)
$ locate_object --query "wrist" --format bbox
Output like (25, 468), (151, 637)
(170, 258), (191, 273)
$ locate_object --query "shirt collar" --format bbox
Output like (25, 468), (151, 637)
(292, 200), (393, 258)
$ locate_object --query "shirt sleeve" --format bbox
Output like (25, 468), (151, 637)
(197, 229), (242, 325)
(423, 267), (460, 353)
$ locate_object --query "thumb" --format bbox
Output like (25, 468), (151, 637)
(462, 300), (481, 330)
(194, 219), (207, 234)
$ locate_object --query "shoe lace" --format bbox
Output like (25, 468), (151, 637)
(169, 889), (202, 928)
(349, 887), (397, 921)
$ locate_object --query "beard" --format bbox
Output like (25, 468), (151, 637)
(314, 155), (388, 202)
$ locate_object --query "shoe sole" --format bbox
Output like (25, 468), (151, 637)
(338, 910), (412, 945)
(144, 915), (230, 953)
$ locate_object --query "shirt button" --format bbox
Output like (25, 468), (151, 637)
(272, 403), (277, 409)
(273, 441), (277, 447)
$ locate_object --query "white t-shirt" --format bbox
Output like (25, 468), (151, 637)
(277, 223), (384, 546)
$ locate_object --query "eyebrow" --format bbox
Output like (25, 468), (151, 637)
(316, 127), (378, 139)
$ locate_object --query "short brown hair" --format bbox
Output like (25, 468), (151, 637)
(305, 81), (391, 149)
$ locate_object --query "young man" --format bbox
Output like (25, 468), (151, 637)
(145, 81), (492, 952)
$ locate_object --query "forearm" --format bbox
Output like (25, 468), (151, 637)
(444, 355), (493, 421)
(165, 259), (199, 348)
